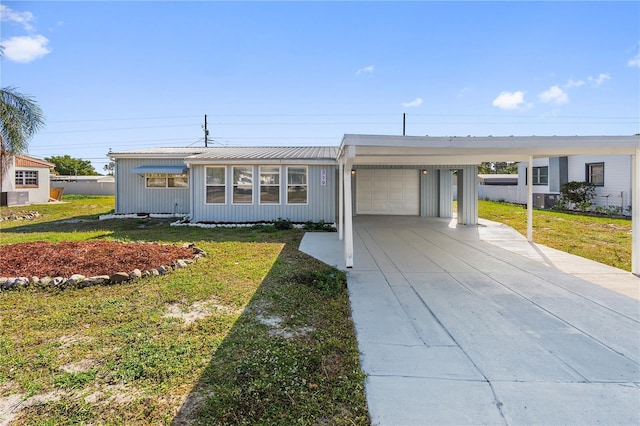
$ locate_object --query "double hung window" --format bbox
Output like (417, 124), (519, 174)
(260, 166), (280, 204)
(233, 166), (253, 204)
(586, 163), (604, 186)
(287, 166), (307, 204)
(206, 167), (226, 204)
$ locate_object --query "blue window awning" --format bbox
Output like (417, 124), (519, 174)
(131, 166), (188, 174)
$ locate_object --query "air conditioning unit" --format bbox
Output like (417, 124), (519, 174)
(533, 193), (545, 209)
(544, 194), (558, 209)
(0, 191), (29, 206)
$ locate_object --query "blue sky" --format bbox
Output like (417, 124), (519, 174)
(2, 1), (639, 173)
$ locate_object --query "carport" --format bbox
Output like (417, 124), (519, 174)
(337, 134), (640, 272)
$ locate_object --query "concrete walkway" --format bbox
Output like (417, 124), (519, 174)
(300, 216), (640, 425)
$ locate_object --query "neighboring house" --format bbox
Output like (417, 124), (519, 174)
(517, 155), (632, 213)
(0, 155), (54, 206)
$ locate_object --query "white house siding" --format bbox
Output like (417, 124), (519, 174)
(567, 154), (631, 211)
(15, 166), (51, 204)
(114, 158), (190, 214)
(517, 158), (551, 194)
(189, 164), (336, 223)
(421, 169), (439, 217)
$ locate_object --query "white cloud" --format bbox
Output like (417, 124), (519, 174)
(0, 5), (35, 32)
(629, 53), (640, 68)
(401, 97), (423, 108)
(1, 35), (51, 63)
(457, 86), (472, 98)
(588, 73), (610, 86)
(538, 85), (569, 104)
(563, 78), (585, 88)
(355, 65), (374, 75)
(492, 91), (526, 110)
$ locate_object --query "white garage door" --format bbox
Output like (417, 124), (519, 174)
(356, 169), (419, 215)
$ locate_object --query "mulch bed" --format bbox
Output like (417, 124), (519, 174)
(0, 241), (195, 278)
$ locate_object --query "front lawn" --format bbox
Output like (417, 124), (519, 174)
(478, 200), (632, 271)
(0, 196), (369, 425)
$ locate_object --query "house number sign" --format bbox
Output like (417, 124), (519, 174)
(320, 169), (327, 186)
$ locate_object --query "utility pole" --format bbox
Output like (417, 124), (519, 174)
(402, 113), (406, 136)
(204, 114), (209, 147)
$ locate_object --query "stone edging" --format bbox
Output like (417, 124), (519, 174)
(0, 243), (206, 291)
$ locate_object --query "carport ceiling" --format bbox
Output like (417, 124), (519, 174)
(340, 134), (640, 165)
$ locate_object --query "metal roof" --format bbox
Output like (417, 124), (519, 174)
(184, 146), (339, 163)
(131, 165), (189, 174)
(109, 148), (207, 158)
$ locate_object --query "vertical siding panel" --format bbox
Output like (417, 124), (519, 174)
(115, 158), (190, 214)
(439, 169), (453, 218)
(463, 165), (478, 224)
(421, 168), (439, 217)
(190, 164), (336, 223)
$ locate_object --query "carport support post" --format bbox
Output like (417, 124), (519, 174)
(343, 145), (355, 268)
(338, 161), (344, 240)
(632, 149), (640, 275)
(527, 156), (533, 242)
(344, 166), (354, 268)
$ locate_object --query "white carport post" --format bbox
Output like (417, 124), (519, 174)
(338, 160), (344, 241)
(632, 148), (640, 275)
(343, 146), (355, 268)
(527, 156), (533, 242)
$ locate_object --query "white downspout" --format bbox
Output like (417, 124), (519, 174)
(527, 156), (533, 242)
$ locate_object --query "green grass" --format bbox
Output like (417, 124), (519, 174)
(0, 196), (369, 425)
(478, 200), (632, 271)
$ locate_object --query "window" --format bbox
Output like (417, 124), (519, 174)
(206, 167), (226, 204)
(260, 166), (280, 204)
(532, 166), (548, 185)
(287, 166), (307, 204)
(233, 166), (253, 204)
(15, 170), (38, 187)
(145, 173), (188, 188)
(586, 162), (604, 186)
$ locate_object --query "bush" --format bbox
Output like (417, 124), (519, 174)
(303, 221), (335, 232)
(273, 218), (293, 230)
(559, 181), (596, 211)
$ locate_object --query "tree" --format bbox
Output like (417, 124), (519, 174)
(478, 161), (518, 174)
(46, 155), (100, 176)
(103, 161), (115, 176)
(0, 86), (45, 188)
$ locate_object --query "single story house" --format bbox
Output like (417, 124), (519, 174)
(1, 154), (55, 206)
(110, 134), (640, 273)
(517, 154), (633, 213)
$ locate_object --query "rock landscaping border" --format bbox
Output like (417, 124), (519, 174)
(0, 243), (206, 292)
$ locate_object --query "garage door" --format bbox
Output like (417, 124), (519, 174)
(356, 169), (419, 215)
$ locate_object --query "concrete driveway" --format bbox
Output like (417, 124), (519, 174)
(300, 216), (640, 425)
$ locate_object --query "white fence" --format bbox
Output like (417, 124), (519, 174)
(478, 185), (525, 204)
(51, 181), (115, 196)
